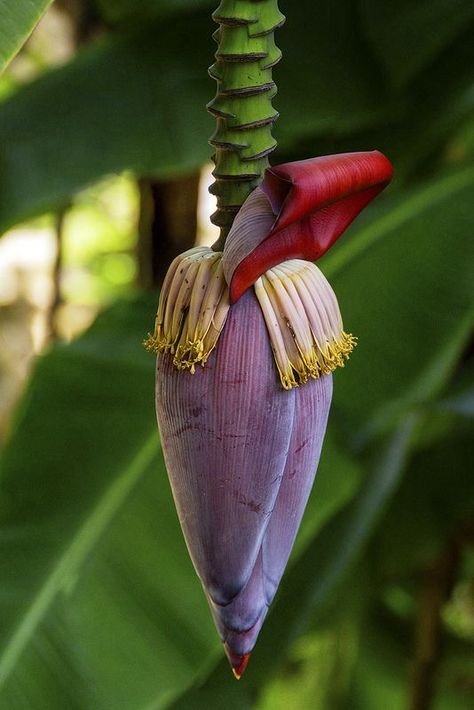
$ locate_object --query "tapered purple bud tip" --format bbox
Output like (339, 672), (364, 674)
(224, 645), (251, 680)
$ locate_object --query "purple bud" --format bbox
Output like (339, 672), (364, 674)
(155, 286), (332, 676)
(147, 163), (365, 676)
(156, 291), (296, 606)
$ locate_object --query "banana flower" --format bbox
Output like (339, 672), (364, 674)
(146, 151), (392, 678)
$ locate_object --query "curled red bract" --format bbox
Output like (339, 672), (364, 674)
(228, 150), (393, 303)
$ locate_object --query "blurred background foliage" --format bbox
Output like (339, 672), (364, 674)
(0, 1), (473, 708)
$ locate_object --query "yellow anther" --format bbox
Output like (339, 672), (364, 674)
(145, 247), (230, 372)
(254, 259), (356, 390)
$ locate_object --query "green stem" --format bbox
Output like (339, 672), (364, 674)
(208, 0), (284, 246)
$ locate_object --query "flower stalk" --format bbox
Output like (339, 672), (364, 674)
(208, 0), (285, 245)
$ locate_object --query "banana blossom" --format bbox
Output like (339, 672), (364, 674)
(146, 151), (393, 678)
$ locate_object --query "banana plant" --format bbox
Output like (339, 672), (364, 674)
(146, 0), (392, 678)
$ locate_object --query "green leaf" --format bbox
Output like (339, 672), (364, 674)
(347, 608), (409, 710)
(253, 416), (417, 676)
(0, 294), (220, 708)
(0, 2), (387, 234)
(0, 13), (213, 233)
(257, 622), (361, 710)
(1, 3), (474, 232)
(322, 165), (474, 442)
(359, 0), (474, 90)
(0, 0), (53, 74)
(273, 26), (474, 186)
(294, 428), (363, 557)
(348, 606), (474, 710)
(448, 111), (474, 166)
(275, 0), (386, 144)
(257, 571), (368, 710)
(374, 417), (474, 578)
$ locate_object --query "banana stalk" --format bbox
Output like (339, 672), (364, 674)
(208, 0), (285, 245)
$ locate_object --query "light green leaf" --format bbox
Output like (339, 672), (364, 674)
(0, 0), (52, 74)
(322, 166), (474, 442)
(256, 576), (367, 710)
(0, 295), (219, 708)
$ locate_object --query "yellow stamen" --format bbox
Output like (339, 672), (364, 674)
(144, 247), (230, 372)
(254, 278), (298, 390)
(145, 250), (355, 388)
(254, 259), (356, 389)
(261, 272), (316, 384)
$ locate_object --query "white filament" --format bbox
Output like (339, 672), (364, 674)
(254, 259), (356, 389)
(145, 247), (230, 372)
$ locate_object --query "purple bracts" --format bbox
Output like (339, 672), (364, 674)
(156, 289), (332, 665)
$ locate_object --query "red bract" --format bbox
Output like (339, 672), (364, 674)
(227, 151), (393, 303)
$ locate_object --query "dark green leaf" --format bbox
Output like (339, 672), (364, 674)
(322, 165), (474, 442)
(359, 0), (474, 90)
(96, 0), (215, 24)
(375, 419), (474, 577)
(294, 428), (363, 557)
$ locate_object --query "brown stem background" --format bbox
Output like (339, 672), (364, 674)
(408, 523), (474, 710)
(137, 174), (201, 289)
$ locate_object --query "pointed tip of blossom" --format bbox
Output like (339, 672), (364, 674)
(224, 646), (251, 680)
